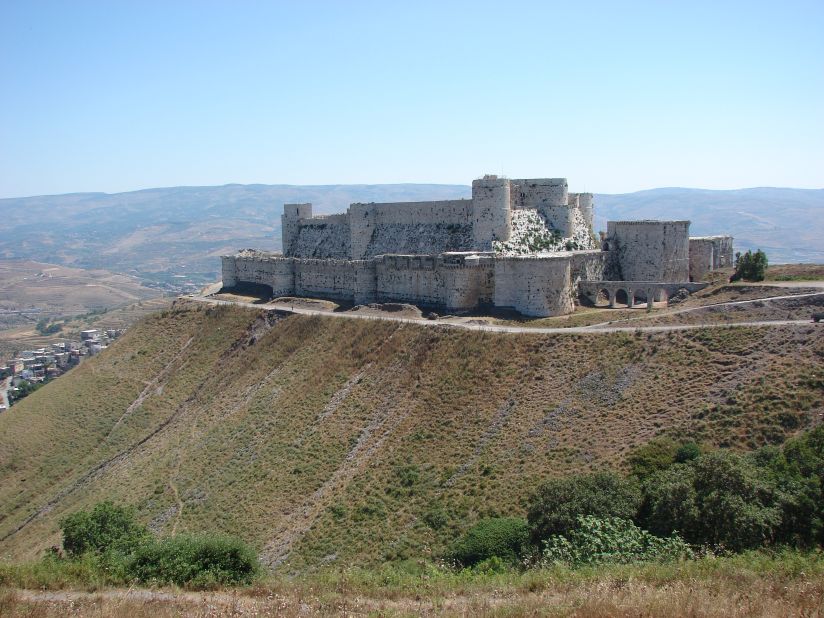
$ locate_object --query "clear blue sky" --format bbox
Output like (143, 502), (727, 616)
(1, 0), (822, 198)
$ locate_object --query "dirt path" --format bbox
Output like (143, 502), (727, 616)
(184, 295), (820, 335)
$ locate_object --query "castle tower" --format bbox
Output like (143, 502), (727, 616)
(281, 203), (312, 257)
(471, 175), (511, 250)
(577, 193), (594, 231)
(607, 220), (690, 281)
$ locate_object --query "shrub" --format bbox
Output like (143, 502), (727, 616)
(541, 515), (693, 566)
(128, 534), (259, 588)
(639, 463), (699, 540)
(60, 501), (150, 557)
(675, 442), (702, 463)
(449, 517), (529, 567)
(627, 438), (679, 480)
(527, 471), (641, 546)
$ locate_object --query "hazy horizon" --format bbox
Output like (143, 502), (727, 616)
(2, 180), (824, 203)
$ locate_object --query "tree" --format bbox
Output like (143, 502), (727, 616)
(754, 426), (824, 546)
(731, 249), (768, 282)
(640, 451), (781, 551)
(527, 471), (641, 546)
(60, 501), (150, 557)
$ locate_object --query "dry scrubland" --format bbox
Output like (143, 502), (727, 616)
(2, 553), (824, 617)
(764, 263), (824, 281)
(0, 259), (166, 358)
(0, 303), (822, 572)
(0, 260), (158, 319)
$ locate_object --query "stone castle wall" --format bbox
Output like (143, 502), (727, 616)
(493, 256), (575, 316)
(222, 252), (501, 313)
(607, 221), (690, 282)
(221, 175), (730, 318)
(688, 235), (734, 281)
(689, 238), (715, 282)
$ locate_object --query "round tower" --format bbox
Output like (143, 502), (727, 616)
(578, 193), (594, 231)
(608, 220), (690, 282)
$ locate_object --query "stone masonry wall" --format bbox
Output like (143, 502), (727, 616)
(493, 256), (574, 317)
(689, 238), (715, 281)
(375, 255), (444, 306)
(294, 259), (356, 302)
(570, 250), (607, 297)
(608, 221), (690, 282)
(471, 177), (511, 250)
(222, 252), (295, 296)
(290, 214), (351, 259)
(349, 200), (473, 259)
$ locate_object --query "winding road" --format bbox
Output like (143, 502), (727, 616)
(183, 293), (822, 335)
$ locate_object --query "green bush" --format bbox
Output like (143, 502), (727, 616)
(627, 438), (679, 480)
(731, 249), (768, 282)
(675, 442), (702, 463)
(450, 517), (529, 567)
(527, 471), (641, 546)
(541, 516), (693, 566)
(641, 451), (781, 551)
(57, 502), (258, 589)
(60, 501), (150, 557)
(128, 534), (259, 588)
(755, 426), (824, 547)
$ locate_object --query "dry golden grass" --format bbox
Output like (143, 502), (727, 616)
(1, 566), (823, 617)
(764, 263), (824, 281)
(0, 304), (821, 570)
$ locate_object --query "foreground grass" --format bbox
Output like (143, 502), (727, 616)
(1, 550), (823, 616)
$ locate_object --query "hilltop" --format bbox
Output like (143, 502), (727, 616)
(0, 303), (821, 571)
(1, 185), (821, 287)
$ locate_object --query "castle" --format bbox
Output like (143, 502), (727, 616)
(221, 175), (733, 317)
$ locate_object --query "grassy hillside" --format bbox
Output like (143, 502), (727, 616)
(0, 304), (821, 571)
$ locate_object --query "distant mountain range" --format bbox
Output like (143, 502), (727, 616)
(0, 184), (821, 285)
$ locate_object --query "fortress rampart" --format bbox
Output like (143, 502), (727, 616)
(689, 236), (734, 281)
(606, 220), (690, 282)
(222, 175), (732, 317)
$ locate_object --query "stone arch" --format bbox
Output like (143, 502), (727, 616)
(594, 287), (611, 307)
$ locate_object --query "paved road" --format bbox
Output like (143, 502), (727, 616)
(184, 295), (820, 335)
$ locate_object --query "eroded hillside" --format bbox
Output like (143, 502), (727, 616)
(0, 303), (821, 570)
